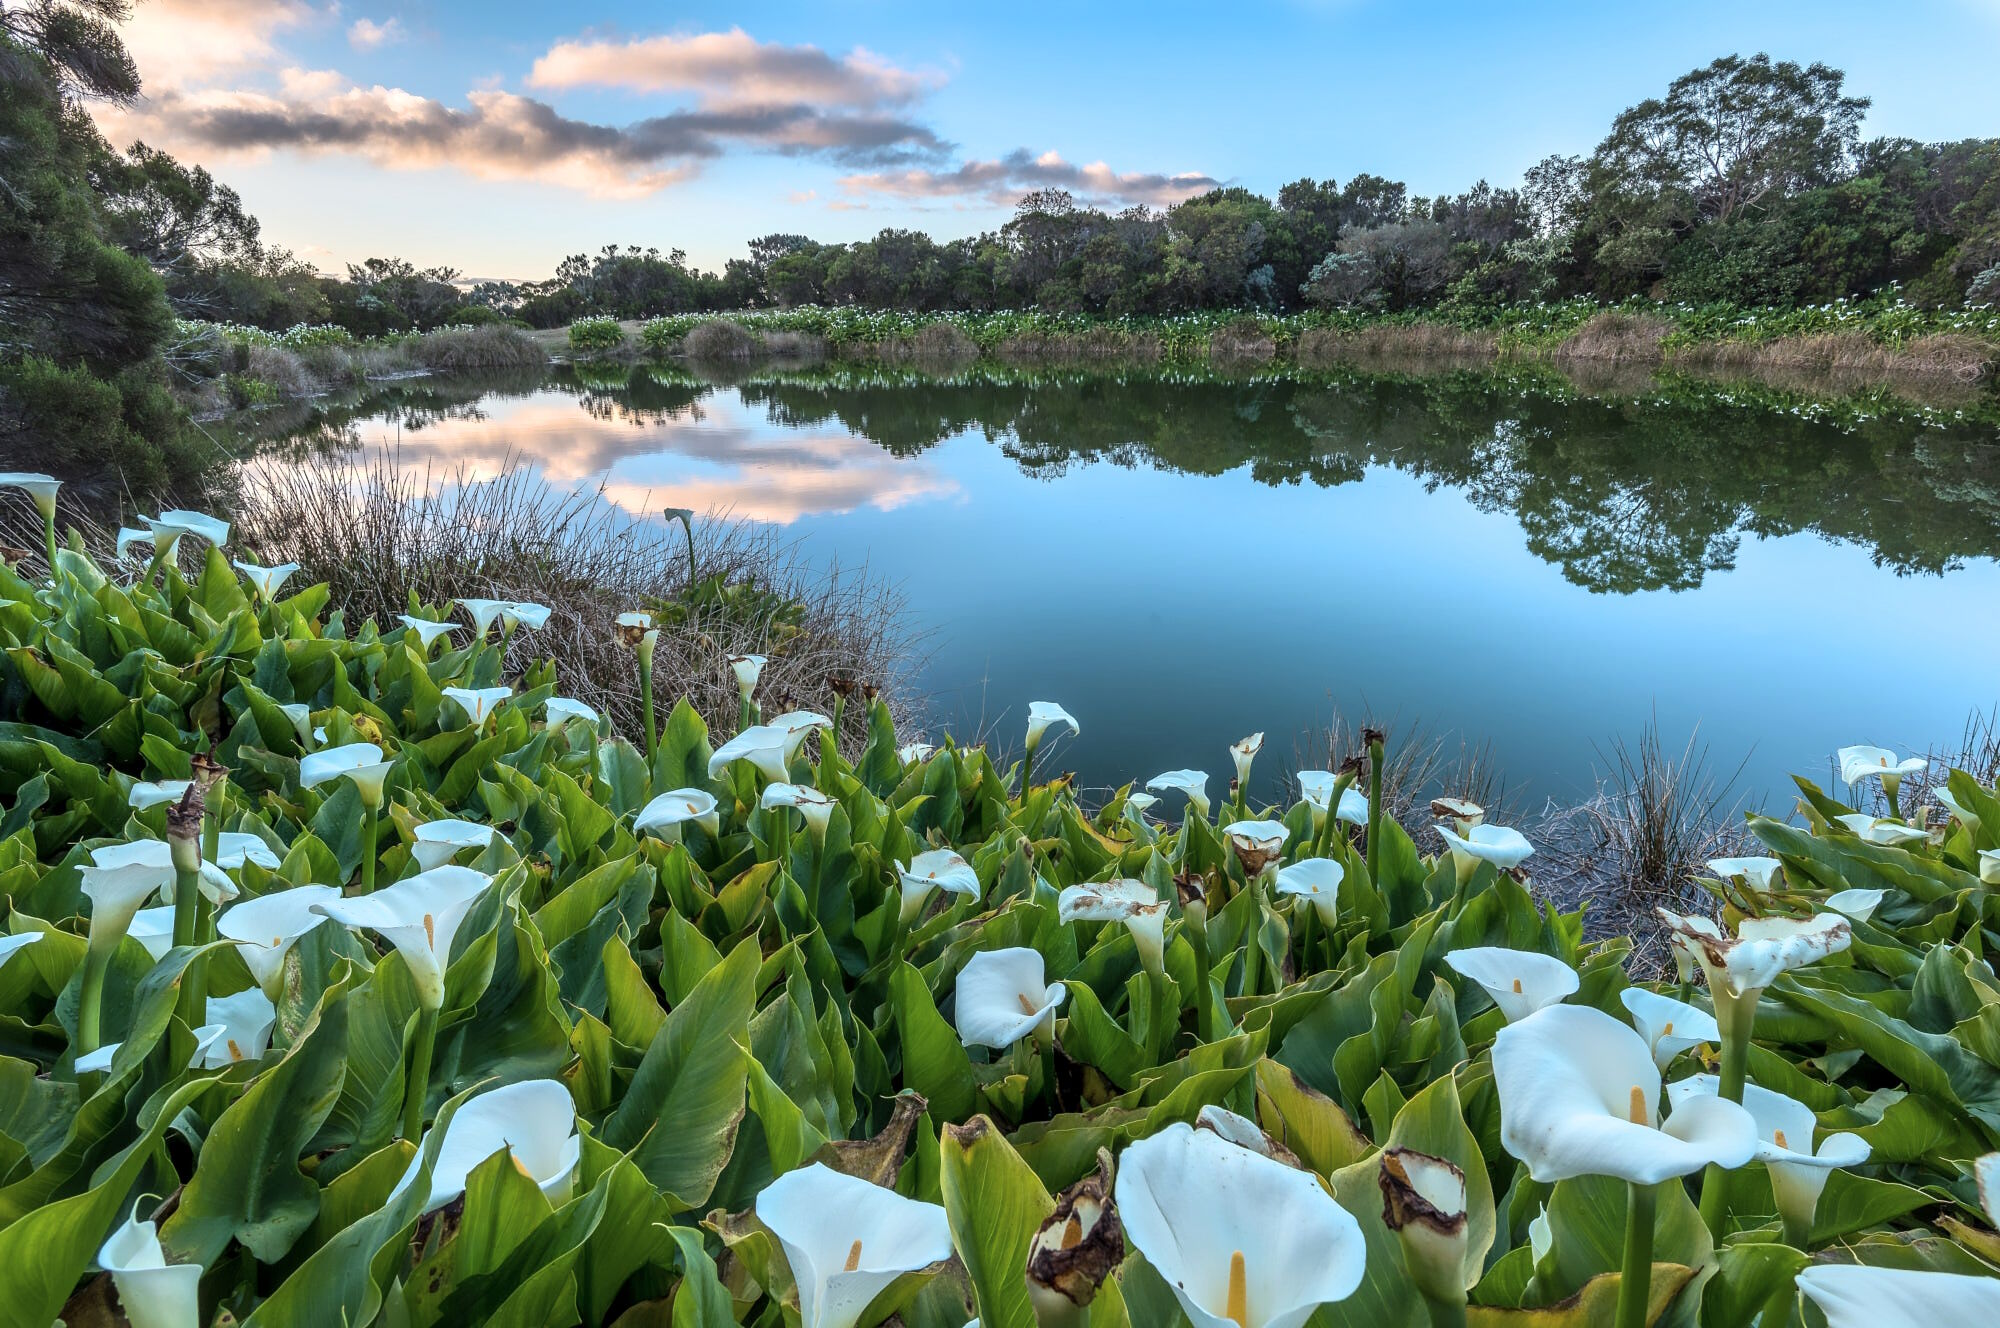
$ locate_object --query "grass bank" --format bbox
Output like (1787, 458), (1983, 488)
(172, 321), (550, 418)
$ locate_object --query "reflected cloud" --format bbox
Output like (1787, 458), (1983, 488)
(333, 393), (960, 525)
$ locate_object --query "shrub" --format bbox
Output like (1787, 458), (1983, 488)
(682, 318), (761, 360)
(568, 317), (625, 353)
(407, 325), (549, 372)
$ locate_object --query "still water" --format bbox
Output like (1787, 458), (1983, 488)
(270, 361), (2000, 805)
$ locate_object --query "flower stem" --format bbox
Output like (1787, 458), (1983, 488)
(77, 943), (111, 1056)
(1296, 902), (1317, 978)
(1616, 1180), (1659, 1328)
(172, 863), (201, 949)
(1239, 882), (1263, 999)
(1421, 1295), (1469, 1328)
(403, 1004), (439, 1142)
(1365, 734), (1385, 885)
(42, 510), (59, 586)
(360, 803), (378, 894)
(1699, 991), (1756, 1236)
(1020, 737), (1038, 798)
(638, 653), (657, 761)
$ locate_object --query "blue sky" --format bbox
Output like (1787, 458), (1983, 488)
(103, 0), (2000, 279)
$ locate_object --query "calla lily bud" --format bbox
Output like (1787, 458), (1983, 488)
(1196, 1104), (1304, 1168)
(1230, 732), (1264, 788)
(729, 653), (767, 702)
(614, 610), (652, 646)
(1028, 1153), (1125, 1325)
(1379, 1146), (1470, 1309)
(1223, 819), (1290, 876)
(166, 785), (204, 876)
(190, 750), (228, 797)
(1174, 872), (1208, 925)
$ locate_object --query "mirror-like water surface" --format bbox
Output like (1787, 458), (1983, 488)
(259, 362), (2000, 803)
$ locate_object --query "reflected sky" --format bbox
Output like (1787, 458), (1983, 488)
(322, 364), (2000, 805)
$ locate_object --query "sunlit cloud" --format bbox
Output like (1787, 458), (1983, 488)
(528, 28), (943, 108)
(349, 18), (406, 51)
(116, 0), (325, 91)
(842, 149), (1220, 209)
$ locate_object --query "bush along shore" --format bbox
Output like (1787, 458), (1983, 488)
(170, 321), (550, 418)
(605, 297), (2000, 390)
(0, 476), (1996, 1326)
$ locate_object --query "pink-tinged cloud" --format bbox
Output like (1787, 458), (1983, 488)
(118, 0), (324, 90)
(348, 18), (405, 51)
(843, 149), (1220, 209)
(528, 27), (943, 109)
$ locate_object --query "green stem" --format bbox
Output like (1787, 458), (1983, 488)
(42, 511), (59, 586)
(1365, 737), (1385, 885)
(1296, 902), (1317, 979)
(1421, 1295), (1469, 1328)
(77, 944), (111, 1056)
(1239, 881), (1263, 999)
(1038, 1031), (1058, 1114)
(1699, 992), (1756, 1236)
(1187, 906), (1213, 1041)
(1020, 737), (1038, 798)
(403, 1004), (439, 1141)
(361, 803), (379, 893)
(638, 654), (658, 761)
(172, 864), (201, 948)
(1616, 1180), (1659, 1328)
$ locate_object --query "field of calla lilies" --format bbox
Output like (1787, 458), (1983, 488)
(0, 471), (1996, 1328)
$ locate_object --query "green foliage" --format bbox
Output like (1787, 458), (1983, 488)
(567, 317), (626, 353)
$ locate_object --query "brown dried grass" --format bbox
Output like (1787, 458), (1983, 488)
(1293, 324), (1499, 368)
(1554, 311), (1671, 363)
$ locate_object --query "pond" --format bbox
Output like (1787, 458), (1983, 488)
(254, 359), (2000, 807)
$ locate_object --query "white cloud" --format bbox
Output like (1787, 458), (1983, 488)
(528, 27), (942, 108)
(349, 18), (406, 51)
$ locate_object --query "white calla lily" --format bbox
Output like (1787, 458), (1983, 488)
(129, 907), (176, 960)
(200, 987), (278, 1068)
(77, 1023), (229, 1076)
(1058, 880), (1169, 976)
(98, 1201), (203, 1328)
(128, 779), (192, 810)
(1146, 769), (1211, 818)
(898, 742), (936, 764)
(1273, 858), (1344, 927)
(1125, 790), (1159, 816)
(1445, 947), (1579, 1022)
(729, 653), (767, 700)
(0, 928), (44, 972)
(754, 1162), (954, 1328)
(1933, 787), (1981, 834)
(1656, 910), (1852, 1000)
(768, 710), (834, 754)
(443, 685), (511, 727)
(1834, 813), (1929, 846)
(1493, 1004), (1757, 1185)
(954, 947), (1065, 1049)
(216, 884), (340, 995)
(1981, 849), (2000, 885)
(1667, 1074), (1869, 1242)
(1837, 745), (1927, 787)
(544, 697), (599, 730)
(123, 509), (228, 558)
(763, 782), (836, 838)
(1436, 823), (1534, 878)
(278, 703), (312, 748)
(1977, 1152), (1998, 1225)
(1116, 1120), (1366, 1328)
(500, 602), (550, 630)
(1825, 887), (1887, 921)
(1223, 819), (1290, 875)
(1619, 987), (1720, 1070)
(391, 1078), (581, 1213)
(213, 832), (281, 871)
(310, 865), (492, 1009)
(232, 560), (299, 601)
(459, 598), (508, 636)
(1194, 1104), (1292, 1163)
(410, 819), (496, 871)
(1430, 797), (1485, 834)
(1230, 732), (1263, 786)
(1796, 1263), (2000, 1325)
(1025, 701), (1079, 748)
(1706, 856), (1782, 891)
(897, 849), (982, 924)
(707, 724), (794, 782)
(397, 615), (461, 650)
(81, 841), (233, 946)
(615, 610), (653, 632)
(0, 472), (61, 517)
(1298, 771), (1366, 826)
(634, 788), (721, 839)
(298, 741), (394, 809)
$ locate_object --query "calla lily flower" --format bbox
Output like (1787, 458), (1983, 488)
(1223, 819), (1290, 875)
(98, 1201), (203, 1328)
(311, 865), (492, 1010)
(128, 779), (192, 810)
(115, 526), (151, 560)
(1837, 745), (1928, 788)
(754, 1162), (955, 1328)
(1116, 1120), (1366, 1328)
(216, 884), (340, 995)
(1667, 1075), (1869, 1241)
(614, 609), (653, 636)
(1834, 814), (1929, 846)
(279, 703), (312, 748)
(1933, 787), (1981, 834)
(729, 653), (767, 700)
(500, 602), (550, 630)
(1230, 732), (1264, 787)
(897, 849), (981, 924)
(763, 782), (836, 838)
(81, 841), (234, 946)
(124, 509), (229, 558)
(1298, 772), (1366, 826)
(1981, 849), (2000, 885)
(1026, 701), (1079, 747)
(1796, 1265), (2000, 1327)
(634, 788), (721, 839)
(442, 685), (511, 727)
(1436, 823), (1534, 879)
(1195, 1104), (1299, 1165)
(200, 987), (278, 1068)
(1273, 858), (1344, 927)
(1619, 987), (1720, 1069)
(232, 560), (299, 601)
(1058, 880), (1169, 976)
(1976, 1153), (1998, 1225)
(544, 696), (599, 730)
(76, 1023), (228, 1076)
(298, 741), (394, 809)
(127, 907), (175, 960)
(1125, 790), (1159, 815)
(1147, 769), (1211, 818)
(214, 832), (281, 871)
(769, 709), (835, 750)
(1379, 1146), (1472, 1309)
(1493, 1004), (1757, 1184)
(1430, 797), (1485, 835)
(898, 742), (936, 764)
(391, 1078), (581, 1213)
(708, 724), (795, 782)
(1825, 887), (1887, 921)
(1445, 947), (1579, 1022)
(459, 598), (508, 636)
(397, 616), (461, 650)
(1707, 856), (1782, 891)
(954, 947), (1065, 1049)
(410, 819), (495, 871)
(0, 472), (61, 517)
(1656, 910), (1851, 1000)
(0, 928), (44, 972)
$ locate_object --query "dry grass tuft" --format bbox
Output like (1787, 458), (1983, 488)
(405, 326), (548, 372)
(228, 451), (917, 747)
(1208, 318), (1277, 363)
(1670, 331), (1996, 386)
(684, 319), (763, 361)
(1555, 311), (1672, 363)
(1293, 324), (1499, 368)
